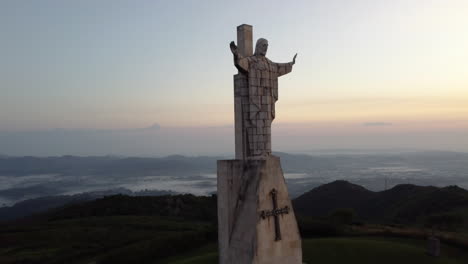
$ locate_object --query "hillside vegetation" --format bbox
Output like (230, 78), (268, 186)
(0, 195), (217, 264)
(294, 180), (468, 229)
(1, 181), (468, 263)
(161, 237), (468, 264)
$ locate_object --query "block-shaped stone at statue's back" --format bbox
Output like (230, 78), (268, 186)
(233, 25), (253, 160)
(237, 24), (253, 58)
(234, 73), (249, 159)
(217, 156), (302, 264)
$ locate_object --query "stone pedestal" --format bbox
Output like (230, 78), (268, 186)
(217, 155), (302, 264)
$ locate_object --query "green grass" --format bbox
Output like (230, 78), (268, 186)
(3, 217), (468, 264)
(0, 215), (216, 264)
(160, 237), (468, 264)
(159, 244), (218, 264)
(302, 237), (467, 264)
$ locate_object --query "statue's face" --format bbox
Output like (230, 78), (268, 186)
(259, 41), (268, 56)
(255, 38), (268, 56)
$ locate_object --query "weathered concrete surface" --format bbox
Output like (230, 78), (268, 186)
(217, 155), (302, 264)
(231, 25), (296, 158)
(234, 24), (252, 160)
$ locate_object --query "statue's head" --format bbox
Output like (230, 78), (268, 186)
(254, 38), (268, 56)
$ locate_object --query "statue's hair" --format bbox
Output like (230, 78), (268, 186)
(254, 38), (268, 56)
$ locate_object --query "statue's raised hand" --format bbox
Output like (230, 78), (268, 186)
(292, 53), (297, 65)
(230, 41), (238, 57)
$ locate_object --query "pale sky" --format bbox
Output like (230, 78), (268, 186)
(1, 0), (467, 155)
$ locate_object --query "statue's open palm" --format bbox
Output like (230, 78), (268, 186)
(230, 41), (238, 56)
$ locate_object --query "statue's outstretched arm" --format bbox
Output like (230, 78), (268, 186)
(276, 53), (297, 77)
(230, 41), (249, 73)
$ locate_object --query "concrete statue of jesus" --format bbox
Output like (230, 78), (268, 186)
(230, 38), (297, 157)
(217, 25), (302, 264)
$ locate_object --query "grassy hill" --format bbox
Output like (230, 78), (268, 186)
(0, 195), (217, 264)
(160, 237), (468, 264)
(1, 181), (468, 263)
(294, 180), (468, 229)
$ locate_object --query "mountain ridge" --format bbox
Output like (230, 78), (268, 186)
(2, 180), (467, 227)
(293, 180), (468, 225)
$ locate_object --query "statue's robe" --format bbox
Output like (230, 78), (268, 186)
(235, 55), (293, 156)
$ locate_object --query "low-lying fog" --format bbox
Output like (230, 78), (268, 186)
(1, 151), (467, 207)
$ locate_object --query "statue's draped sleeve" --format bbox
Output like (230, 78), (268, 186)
(234, 56), (249, 73)
(275, 62), (293, 77)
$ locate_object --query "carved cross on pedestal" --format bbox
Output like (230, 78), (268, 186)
(260, 188), (290, 241)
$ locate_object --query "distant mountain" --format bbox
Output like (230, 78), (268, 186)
(1, 152), (467, 185)
(4, 179), (468, 227)
(0, 155), (219, 177)
(294, 180), (468, 225)
(293, 180), (374, 216)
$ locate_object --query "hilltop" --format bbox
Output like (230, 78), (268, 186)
(1, 181), (468, 263)
(0, 194), (217, 264)
(294, 180), (468, 228)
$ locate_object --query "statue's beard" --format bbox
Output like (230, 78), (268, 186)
(254, 48), (267, 56)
